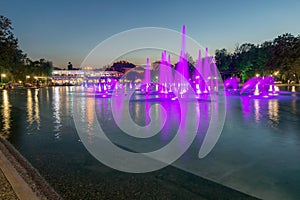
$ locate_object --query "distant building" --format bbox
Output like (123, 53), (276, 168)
(51, 69), (122, 85)
(67, 62), (73, 70)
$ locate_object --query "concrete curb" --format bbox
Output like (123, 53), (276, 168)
(0, 149), (39, 200)
(0, 136), (62, 200)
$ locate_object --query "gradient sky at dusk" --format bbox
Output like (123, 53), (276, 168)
(1, 0), (300, 68)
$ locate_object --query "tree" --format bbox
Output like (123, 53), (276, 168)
(215, 48), (232, 71)
(231, 43), (256, 82)
(0, 15), (29, 81)
(0, 15), (53, 83)
(268, 33), (299, 82)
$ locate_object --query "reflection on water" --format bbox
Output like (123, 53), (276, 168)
(241, 98), (280, 126)
(53, 87), (62, 140)
(34, 89), (40, 130)
(0, 87), (300, 200)
(268, 100), (279, 124)
(292, 99), (297, 114)
(1, 90), (11, 138)
(254, 99), (260, 123)
(86, 96), (95, 144)
(26, 89), (41, 133)
(27, 89), (33, 124)
(241, 97), (250, 120)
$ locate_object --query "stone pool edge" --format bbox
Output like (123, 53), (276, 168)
(0, 136), (62, 200)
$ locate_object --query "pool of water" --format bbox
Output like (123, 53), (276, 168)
(1, 86), (300, 199)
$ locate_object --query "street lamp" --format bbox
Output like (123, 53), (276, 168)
(1, 73), (6, 83)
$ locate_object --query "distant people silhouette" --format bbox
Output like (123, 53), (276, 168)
(68, 62), (73, 70)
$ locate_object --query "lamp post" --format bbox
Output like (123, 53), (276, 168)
(1, 73), (6, 83)
(26, 75), (30, 83)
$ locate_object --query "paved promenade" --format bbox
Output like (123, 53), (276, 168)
(0, 137), (62, 200)
(0, 149), (39, 200)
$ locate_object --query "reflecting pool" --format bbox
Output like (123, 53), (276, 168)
(0, 86), (300, 199)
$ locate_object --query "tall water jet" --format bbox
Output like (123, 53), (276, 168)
(202, 48), (211, 94)
(144, 57), (151, 93)
(194, 50), (209, 94)
(176, 25), (189, 95)
(211, 56), (219, 92)
(159, 50), (168, 94)
(166, 53), (173, 93)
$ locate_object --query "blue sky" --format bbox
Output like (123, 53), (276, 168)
(1, 0), (300, 68)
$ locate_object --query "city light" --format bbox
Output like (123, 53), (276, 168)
(1, 73), (6, 83)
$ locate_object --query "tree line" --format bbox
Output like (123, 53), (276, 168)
(0, 15), (53, 83)
(215, 33), (300, 83)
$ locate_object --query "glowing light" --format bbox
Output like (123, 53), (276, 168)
(254, 84), (260, 96)
(268, 85), (273, 92)
(256, 74), (260, 77)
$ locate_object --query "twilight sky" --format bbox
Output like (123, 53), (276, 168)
(1, 0), (300, 68)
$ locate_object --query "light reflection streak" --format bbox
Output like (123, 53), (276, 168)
(53, 87), (61, 139)
(241, 97), (251, 120)
(27, 89), (33, 124)
(65, 86), (69, 114)
(292, 99), (297, 114)
(1, 90), (11, 138)
(254, 99), (260, 123)
(34, 89), (40, 130)
(268, 100), (279, 123)
(86, 96), (95, 144)
(26, 89), (41, 131)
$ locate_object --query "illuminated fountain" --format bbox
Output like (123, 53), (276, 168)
(240, 76), (279, 98)
(84, 25), (220, 100)
(127, 25), (219, 100)
(224, 77), (239, 92)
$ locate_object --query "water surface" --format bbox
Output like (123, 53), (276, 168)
(1, 86), (299, 199)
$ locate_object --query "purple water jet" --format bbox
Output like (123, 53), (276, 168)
(88, 25), (221, 101)
(240, 76), (278, 97)
(224, 77), (239, 91)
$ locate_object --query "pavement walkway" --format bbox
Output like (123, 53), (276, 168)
(0, 149), (39, 200)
